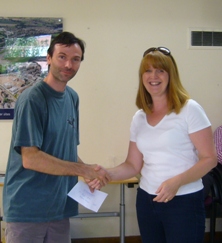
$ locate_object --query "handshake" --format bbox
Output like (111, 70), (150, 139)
(83, 164), (111, 192)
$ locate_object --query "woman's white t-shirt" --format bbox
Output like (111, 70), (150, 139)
(130, 99), (211, 195)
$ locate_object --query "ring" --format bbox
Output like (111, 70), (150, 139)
(165, 199), (169, 203)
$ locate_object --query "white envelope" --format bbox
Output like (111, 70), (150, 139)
(68, 180), (108, 212)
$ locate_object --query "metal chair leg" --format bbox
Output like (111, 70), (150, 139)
(209, 201), (217, 243)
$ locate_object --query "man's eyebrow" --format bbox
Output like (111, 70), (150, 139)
(58, 52), (66, 55)
(57, 51), (81, 59)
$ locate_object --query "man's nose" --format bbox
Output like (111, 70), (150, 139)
(65, 60), (72, 68)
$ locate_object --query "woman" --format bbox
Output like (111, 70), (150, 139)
(91, 47), (217, 242)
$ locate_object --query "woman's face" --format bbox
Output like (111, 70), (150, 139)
(142, 65), (169, 98)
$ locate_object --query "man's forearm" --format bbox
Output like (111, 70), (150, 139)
(21, 146), (111, 183)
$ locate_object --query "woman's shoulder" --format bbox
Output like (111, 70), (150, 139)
(182, 99), (210, 130)
(183, 99), (204, 112)
(131, 109), (146, 125)
(185, 99), (199, 107)
(133, 109), (146, 118)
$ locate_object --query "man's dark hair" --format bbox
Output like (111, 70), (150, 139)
(47, 31), (85, 61)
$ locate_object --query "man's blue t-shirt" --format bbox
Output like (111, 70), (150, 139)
(3, 81), (79, 222)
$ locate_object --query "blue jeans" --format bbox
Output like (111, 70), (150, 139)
(136, 187), (205, 243)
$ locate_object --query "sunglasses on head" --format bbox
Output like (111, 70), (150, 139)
(143, 47), (171, 57)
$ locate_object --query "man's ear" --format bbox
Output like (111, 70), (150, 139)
(46, 54), (51, 65)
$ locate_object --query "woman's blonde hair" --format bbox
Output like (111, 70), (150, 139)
(136, 49), (190, 114)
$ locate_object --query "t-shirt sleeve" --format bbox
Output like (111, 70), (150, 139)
(186, 100), (211, 134)
(130, 110), (142, 142)
(13, 95), (46, 154)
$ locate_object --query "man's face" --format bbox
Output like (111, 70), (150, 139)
(47, 43), (82, 84)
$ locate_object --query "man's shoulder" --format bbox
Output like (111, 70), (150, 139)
(16, 81), (45, 108)
(19, 81), (43, 97)
(66, 86), (79, 102)
(66, 85), (78, 95)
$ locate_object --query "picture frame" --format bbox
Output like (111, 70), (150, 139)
(0, 17), (63, 119)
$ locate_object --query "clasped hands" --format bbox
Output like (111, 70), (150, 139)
(84, 164), (110, 192)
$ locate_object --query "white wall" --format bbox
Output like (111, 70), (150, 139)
(0, 0), (222, 238)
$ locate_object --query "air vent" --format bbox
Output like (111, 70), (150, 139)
(191, 31), (222, 47)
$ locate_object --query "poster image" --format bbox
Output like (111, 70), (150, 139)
(0, 17), (63, 119)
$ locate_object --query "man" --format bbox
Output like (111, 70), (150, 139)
(214, 125), (222, 164)
(3, 31), (110, 243)
(202, 126), (222, 200)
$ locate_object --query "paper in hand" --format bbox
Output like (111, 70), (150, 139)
(68, 180), (108, 212)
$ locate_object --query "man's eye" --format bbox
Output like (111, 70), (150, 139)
(73, 58), (81, 63)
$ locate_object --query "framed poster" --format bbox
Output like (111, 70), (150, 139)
(0, 17), (63, 119)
